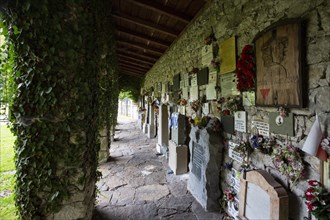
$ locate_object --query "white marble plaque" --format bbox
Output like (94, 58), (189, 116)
(180, 80), (185, 89)
(206, 84), (217, 100)
(203, 103), (210, 115)
(227, 198), (239, 220)
(245, 183), (270, 220)
(209, 70), (218, 84)
(251, 120), (270, 137)
(201, 45), (214, 67)
(190, 86), (199, 101)
(228, 141), (244, 163)
(182, 87), (189, 100)
(220, 73), (240, 97)
(230, 169), (240, 192)
(179, 106), (186, 115)
(234, 111), (247, 133)
(191, 74), (197, 87)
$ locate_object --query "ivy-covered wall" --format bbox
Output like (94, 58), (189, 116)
(142, 0), (329, 219)
(3, 0), (118, 218)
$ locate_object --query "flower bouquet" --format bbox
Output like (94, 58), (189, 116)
(236, 45), (255, 92)
(304, 180), (330, 220)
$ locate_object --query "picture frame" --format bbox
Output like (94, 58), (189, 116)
(321, 159), (330, 190)
(254, 19), (304, 107)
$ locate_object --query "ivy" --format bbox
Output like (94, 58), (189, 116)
(2, 0), (118, 218)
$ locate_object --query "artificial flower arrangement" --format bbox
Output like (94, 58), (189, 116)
(250, 135), (276, 155)
(220, 187), (236, 210)
(304, 180), (330, 220)
(178, 98), (187, 106)
(272, 143), (304, 185)
(234, 140), (254, 158)
(236, 44), (255, 92)
(218, 96), (243, 116)
(321, 137), (330, 156)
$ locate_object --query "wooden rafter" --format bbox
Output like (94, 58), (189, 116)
(120, 70), (143, 77)
(129, 0), (192, 24)
(117, 39), (164, 55)
(119, 63), (149, 73)
(117, 48), (159, 61)
(113, 13), (178, 38)
(119, 59), (152, 69)
(116, 27), (171, 48)
(117, 54), (155, 66)
(119, 66), (146, 75)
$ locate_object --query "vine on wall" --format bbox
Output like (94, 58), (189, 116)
(3, 0), (118, 218)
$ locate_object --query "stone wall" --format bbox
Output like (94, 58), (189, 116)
(142, 0), (330, 219)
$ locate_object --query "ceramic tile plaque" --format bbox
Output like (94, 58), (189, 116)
(201, 44), (214, 67)
(208, 70), (218, 84)
(220, 73), (240, 97)
(206, 84), (217, 100)
(228, 141), (244, 163)
(269, 112), (294, 136)
(191, 73), (197, 87)
(219, 36), (236, 75)
(190, 86), (199, 101)
(255, 20), (303, 107)
(182, 87), (189, 100)
(203, 103), (210, 115)
(234, 111), (247, 133)
(242, 91), (255, 106)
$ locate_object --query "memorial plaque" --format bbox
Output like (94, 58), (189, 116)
(202, 44), (214, 67)
(203, 103), (210, 115)
(191, 73), (197, 86)
(208, 70), (218, 84)
(192, 142), (204, 180)
(179, 105), (186, 115)
(251, 120), (270, 137)
(173, 74), (180, 91)
(220, 73), (240, 97)
(190, 86), (199, 101)
(227, 198), (239, 220)
(221, 115), (235, 134)
(180, 80), (185, 89)
(219, 36), (236, 75)
(228, 141), (244, 163)
(206, 84), (217, 100)
(234, 111), (247, 133)
(269, 112), (294, 136)
(182, 87), (189, 100)
(183, 73), (190, 87)
(245, 183), (271, 219)
(197, 67), (209, 86)
(230, 169), (241, 192)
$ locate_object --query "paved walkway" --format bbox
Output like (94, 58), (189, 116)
(93, 117), (224, 220)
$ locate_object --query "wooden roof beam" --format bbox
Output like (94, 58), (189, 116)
(113, 13), (178, 38)
(118, 54), (155, 66)
(119, 63), (149, 72)
(119, 59), (152, 69)
(120, 70), (144, 77)
(129, 0), (192, 24)
(116, 27), (171, 48)
(117, 48), (159, 61)
(119, 66), (146, 75)
(117, 40), (164, 56)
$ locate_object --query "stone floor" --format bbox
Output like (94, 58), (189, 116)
(92, 117), (224, 220)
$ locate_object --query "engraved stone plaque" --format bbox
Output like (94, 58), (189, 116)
(192, 142), (204, 180)
(220, 36), (236, 75)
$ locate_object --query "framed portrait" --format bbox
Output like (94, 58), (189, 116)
(254, 19), (303, 107)
(321, 159), (330, 190)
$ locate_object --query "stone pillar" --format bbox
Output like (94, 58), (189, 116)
(98, 127), (109, 163)
(147, 104), (155, 138)
(171, 113), (186, 145)
(156, 104), (169, 153)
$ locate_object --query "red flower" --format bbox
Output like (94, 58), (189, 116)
(236, 44), (255, 92)
(308, 180), (320, 186)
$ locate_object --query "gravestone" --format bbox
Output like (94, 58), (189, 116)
(168, 140), (188, 175)
(188, 124), (224, 211)
(147, 104), (155, 138)
(171, 113), (186, 145)
(156, 104), (169, 154)
(239, 170), (288, 220)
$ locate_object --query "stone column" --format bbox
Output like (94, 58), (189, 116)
(142, 103), (149, 134)
(147, 104), (155, 138)
(156, 104), (169, 153)
(98, 127), (109, 163)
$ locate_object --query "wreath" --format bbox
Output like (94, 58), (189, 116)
(236, 45), (255, 91)
(272, 143), (304, 185)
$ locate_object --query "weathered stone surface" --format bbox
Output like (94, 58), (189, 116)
(135, 184), (170, 202)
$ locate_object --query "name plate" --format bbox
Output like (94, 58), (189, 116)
(234, 111), (247, 133)
(228, 141), (244, 163)
(191, 74), (197, 86)
(190, 86), (199, 101)
(251, 120), (270, 137)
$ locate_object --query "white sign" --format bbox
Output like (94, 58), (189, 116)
(209, 70), (218, 84)
(191, 74), (197, 86)
(203, 103), (210, 115)
(190, 86), (199, 101)
(227, 197), (239, 220)
(234, 111), (247, 132)
(230, 169), (240, 193)
(180, 80), (185, 89)
(201, 45), (214, 67)
(228, 141), (244, 163)
(206, 84), (217, 100)
(182, 87), (189, 100)
(251, 120), (270, 137)
(246, 183), (271, 220)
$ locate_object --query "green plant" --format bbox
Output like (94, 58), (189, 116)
(2, 1), (119, 218)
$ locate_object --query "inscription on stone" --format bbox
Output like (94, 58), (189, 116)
(251, 120), (270, 137)
(192, 142), (204, 180)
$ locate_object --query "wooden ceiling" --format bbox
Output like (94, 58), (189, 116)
(111, 0), (208, 78)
